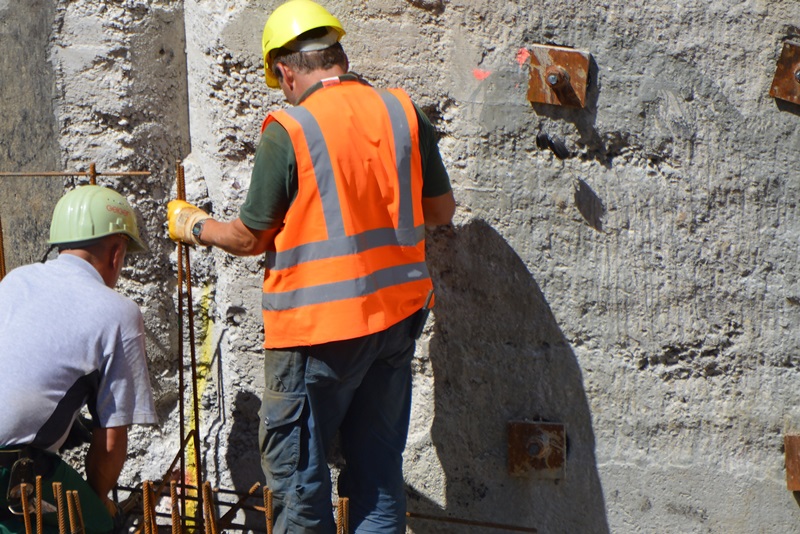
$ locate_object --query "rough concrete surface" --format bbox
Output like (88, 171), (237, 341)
(3, 0), (800, 532)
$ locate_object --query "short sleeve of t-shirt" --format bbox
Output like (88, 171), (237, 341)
(239, 123), (297, 231)
(239, 102), (452, 231)
(95, 298), (157, 428)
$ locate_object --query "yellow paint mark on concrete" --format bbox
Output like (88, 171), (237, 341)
(183, 283), (216, 529)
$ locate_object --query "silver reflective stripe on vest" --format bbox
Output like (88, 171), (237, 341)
(377, 90), (414, 234)
(271, 89), (420, 273)
(267, 224), (425, 270)
(263, 261), (431, 311)
(284, 106), (346, 238)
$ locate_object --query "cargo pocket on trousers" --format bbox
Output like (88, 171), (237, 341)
(259, 390), (306, 478)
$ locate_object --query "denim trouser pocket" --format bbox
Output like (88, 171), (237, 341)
(259, 390), (306, 478)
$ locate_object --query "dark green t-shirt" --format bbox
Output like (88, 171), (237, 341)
(240, 76), (452, 231)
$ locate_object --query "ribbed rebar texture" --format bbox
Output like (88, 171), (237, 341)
(52, 482), (66, 534)
(20, 483), (32, 534)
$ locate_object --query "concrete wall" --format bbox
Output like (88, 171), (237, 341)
(3, 0), (800, 532)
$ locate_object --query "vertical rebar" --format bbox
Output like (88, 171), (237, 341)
(35, 476), (42, 534)
(176, 161), (204, 532)
(88, 163), (97, 186)
(202, 482), (218, 534)
(0, 214), (6, 282)
(170, 480), (182, 534)
(263, 487), (274, 534)
(336, 497), (349, 534)
(66, 491), (78, 534)
(175, 161), (188, 524)
(20, 483), (32, 534)
(143, 481), (153, 534)
(53, 482), (66, 534)
(149, 482), (159, 534)
(72, 491), (84, 534)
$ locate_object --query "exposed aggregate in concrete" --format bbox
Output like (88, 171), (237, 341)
(3, 0), (800, 532)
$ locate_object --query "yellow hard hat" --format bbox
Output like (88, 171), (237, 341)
(261, 0), (345, 88)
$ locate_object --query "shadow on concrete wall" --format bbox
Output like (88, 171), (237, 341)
(407, 219), (608, 533)
(226, 390), (267, 528)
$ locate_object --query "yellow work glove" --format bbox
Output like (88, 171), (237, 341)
(167, 200), (211, 245)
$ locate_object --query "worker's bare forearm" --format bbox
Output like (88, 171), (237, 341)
(422, 190), (456, 227)
(86, 426), (128, 501)
(199, 218), (276, 256)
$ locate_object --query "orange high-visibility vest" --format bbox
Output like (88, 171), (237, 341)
(259, 78), (432, 348)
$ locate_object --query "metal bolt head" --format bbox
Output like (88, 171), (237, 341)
(547, 73), (560, 86)
(795, 68), (800, 83)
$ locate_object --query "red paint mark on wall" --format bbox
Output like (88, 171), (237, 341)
(516, 48), (530, 65)
(473, 68), (491, 81)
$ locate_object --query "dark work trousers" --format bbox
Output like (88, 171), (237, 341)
(0, 451), (113, 534)
(258, 314), (416, 534)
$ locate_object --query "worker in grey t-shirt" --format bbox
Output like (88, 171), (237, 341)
(0, 185), (157, 533)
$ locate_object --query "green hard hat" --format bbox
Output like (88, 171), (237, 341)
(48, 185), (147, 253)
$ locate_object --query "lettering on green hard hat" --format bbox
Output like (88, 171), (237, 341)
(48, 185), (147, 253)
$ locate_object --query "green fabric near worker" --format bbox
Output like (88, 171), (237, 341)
(240, 74), (452, 231)
(0, 454), (112, 534)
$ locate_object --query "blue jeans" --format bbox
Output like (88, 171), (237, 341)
(259, 315), (416, 533)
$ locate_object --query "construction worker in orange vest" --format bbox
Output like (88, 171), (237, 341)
(168, 0), (455, 531)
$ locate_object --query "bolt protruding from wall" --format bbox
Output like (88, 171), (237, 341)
(545, 65), (570, 90)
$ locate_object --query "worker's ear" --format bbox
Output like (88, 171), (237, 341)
(105, 236), (128, 288)
(276, 62), (295, 88)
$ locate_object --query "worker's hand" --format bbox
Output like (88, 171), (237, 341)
(167, 200), (210, 245)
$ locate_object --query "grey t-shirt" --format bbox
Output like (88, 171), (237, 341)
(0, 254), (157, 452)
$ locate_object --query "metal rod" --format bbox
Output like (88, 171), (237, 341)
(89, 163), (97, 186)
(66, 491), (78, 534)
(72, 491), (85, 534)
(203, 482), (218, 534)
(35, 476), (42, 534)
(176, 160), (186, 200)
(0, 171), (150, 177)
(336, 497), (348, 534)
(170, 480), (182, 534)
(20, 483), (32, 534)
(143, 481), (153, 534)
(177, 161), (205, 532)
(149, 482), (159, 534)
(216, 482), (261, 531)
(406, 511), (539, 533)
(175, 161), (188, 521)
(121, 481), (267, 500)
(152, 430), (195, 502)
(0, 214), (6, 282)
(53, 482), (66, 534)
(263, 487), (273, 534)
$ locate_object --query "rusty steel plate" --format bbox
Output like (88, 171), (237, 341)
(527, 44), (590, 108)
(508, 421), (566, 479)
(769, 41), (800, 105)
(785, 435), (800, 491)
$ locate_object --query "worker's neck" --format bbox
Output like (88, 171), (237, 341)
(60, 249), (118, 288)
(290, 66), (347, 105)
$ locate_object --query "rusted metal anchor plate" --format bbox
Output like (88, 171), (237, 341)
(769, 41), (800, 106)
(508, 421), (566, 479)
(527, 44), (591, 108)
